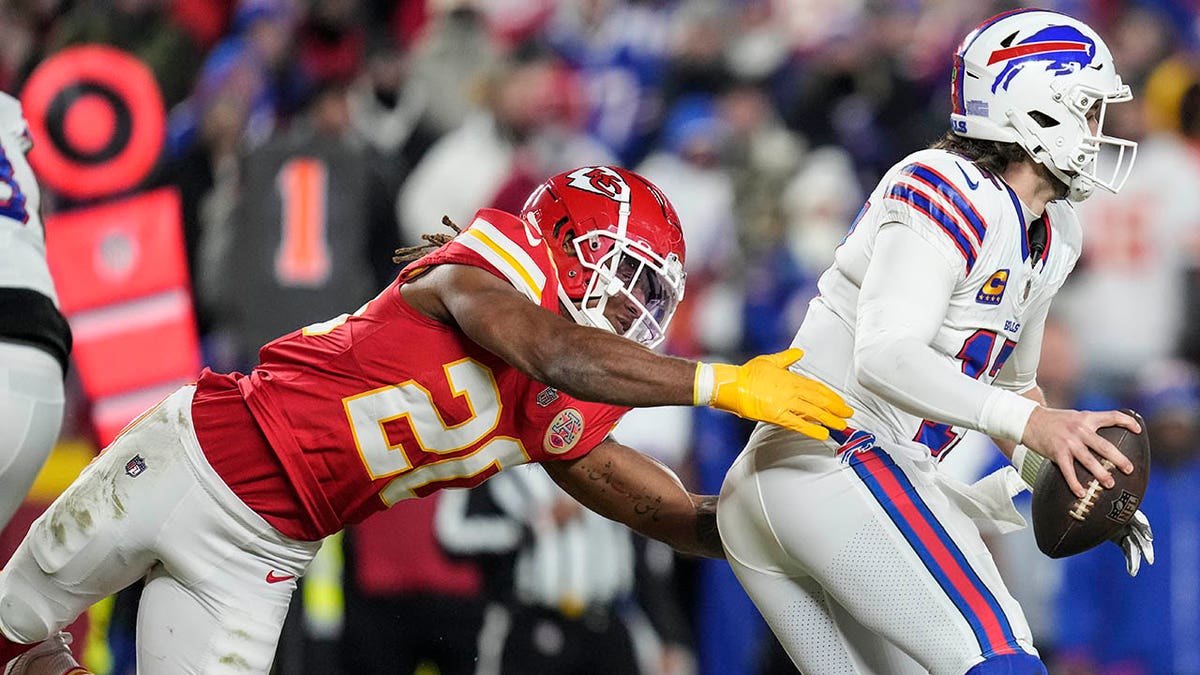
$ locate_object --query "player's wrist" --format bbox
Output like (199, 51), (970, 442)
(1010, 443), (1047, 488)
(693, 362), (715, 406)
(980, 388), (1038, 442)
(694, 362), (739, 408)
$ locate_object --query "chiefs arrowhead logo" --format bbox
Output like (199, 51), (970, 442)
(565, 167), (630, 203)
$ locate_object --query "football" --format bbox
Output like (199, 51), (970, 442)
(1030, 409), (1151, 559)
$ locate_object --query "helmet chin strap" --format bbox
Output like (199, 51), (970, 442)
(558, 286), (618, 334)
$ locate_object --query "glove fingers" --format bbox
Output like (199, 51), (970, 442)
(1122, 536), (1140, 577)
(763, 348), (805, 369)
(1140, 536), (1155, 566)
(792, 403), (849, 431)
(1135, 512), (1154, 541)
(781, 416), (830, 441)
(793, 381), (854, 418)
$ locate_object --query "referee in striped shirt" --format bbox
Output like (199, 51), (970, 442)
(436, 463), (694, 675)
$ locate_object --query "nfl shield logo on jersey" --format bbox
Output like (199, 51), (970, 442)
(125, 454), (147, 478)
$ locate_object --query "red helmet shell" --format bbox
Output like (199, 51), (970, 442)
(520, 166), (685, 301)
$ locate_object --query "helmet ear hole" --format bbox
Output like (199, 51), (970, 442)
(1029, 111), (1060, 128)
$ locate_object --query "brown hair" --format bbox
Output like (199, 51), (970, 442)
(931, 131), (1028, 176)
(392, 216), (462, 264)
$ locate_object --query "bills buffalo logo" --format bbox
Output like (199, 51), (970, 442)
(1107, 489), (1141, 523)
(989, 25), (1096, 93)
(125, 454), (147, 478)
(976, 269), (1009, 305)
(835, 428), (877, 463)
(565, 166), (631, 203)
(544, 407), (585, 454)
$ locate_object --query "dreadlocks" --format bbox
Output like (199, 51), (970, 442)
(392, 216), (462, 264)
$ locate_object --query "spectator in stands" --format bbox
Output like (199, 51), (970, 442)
(1060, 58), (1200, 397)
(543, 0), (674, 166)
(396, 42), (609, 248)
(47, 0), (201, 109)
(199, 78), (378, 370)
(296, 0), (366, 85)
(405, 0), (499, 138)
(168, 0), (308, 157)
(637, 94), (738, 358)
(347, 33), (441, 286)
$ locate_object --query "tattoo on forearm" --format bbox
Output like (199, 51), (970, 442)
(583, 459), (665, 521)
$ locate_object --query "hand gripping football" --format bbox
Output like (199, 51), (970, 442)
(1031, 409), (1151, 558)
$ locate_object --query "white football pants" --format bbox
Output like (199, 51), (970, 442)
(0, 340), (64, 530)
(718, 422), (1038, 675)
(0, 386), (321, 674)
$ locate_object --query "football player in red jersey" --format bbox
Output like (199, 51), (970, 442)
(0, 165), (852, 674)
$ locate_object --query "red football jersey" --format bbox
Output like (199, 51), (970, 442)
(196, 209), (629, 540)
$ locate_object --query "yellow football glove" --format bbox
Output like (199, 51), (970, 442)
(693, 348), (853, 440)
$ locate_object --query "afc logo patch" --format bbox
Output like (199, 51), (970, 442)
(125, 454), (147, 478)
(544, 408), (584, 454)
(1107, 489), (1141, 523)
(976, 269), (1009, 305)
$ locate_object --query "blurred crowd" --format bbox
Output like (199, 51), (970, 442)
(4, 0), (1200, 673)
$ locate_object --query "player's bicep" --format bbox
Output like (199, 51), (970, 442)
(856, 224), (958, 350)
(414, 263), (576, 377)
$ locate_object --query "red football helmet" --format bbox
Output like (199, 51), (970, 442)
(519, 166), (686, 348)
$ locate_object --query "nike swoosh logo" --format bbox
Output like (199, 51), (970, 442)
(266, 570), (296, 584)
(522, 214), (544, 247)
(956, 163), (980, 190)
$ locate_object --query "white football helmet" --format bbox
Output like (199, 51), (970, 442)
(950, 9), (1137, 201)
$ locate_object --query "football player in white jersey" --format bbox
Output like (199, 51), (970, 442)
(718, 10), (1152, 675)
(0, 93), (89, 674)
(0, 92), (70, 532)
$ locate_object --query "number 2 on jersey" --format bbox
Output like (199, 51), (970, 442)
(344, 358), (530, 505)
(915, 328), (1017, 457)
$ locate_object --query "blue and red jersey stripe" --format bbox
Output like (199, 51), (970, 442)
(885, 185), (977, 272)
(903, 163), (988, 243)
(845, 446), (1025, 658)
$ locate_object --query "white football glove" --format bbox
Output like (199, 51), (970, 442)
(1110, 509), (1154, 576)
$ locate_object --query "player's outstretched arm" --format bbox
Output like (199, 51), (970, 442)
(542, 437), (723, 559)
(404, 264), (851, 439)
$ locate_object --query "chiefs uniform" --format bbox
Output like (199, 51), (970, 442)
(196, 208), (629, 541)
(0, 208), (630, 673)
(719, 148), (1077, 674)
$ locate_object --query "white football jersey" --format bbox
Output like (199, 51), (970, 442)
(792, 148), (1080, 457)
(0, 92), (55, 304)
